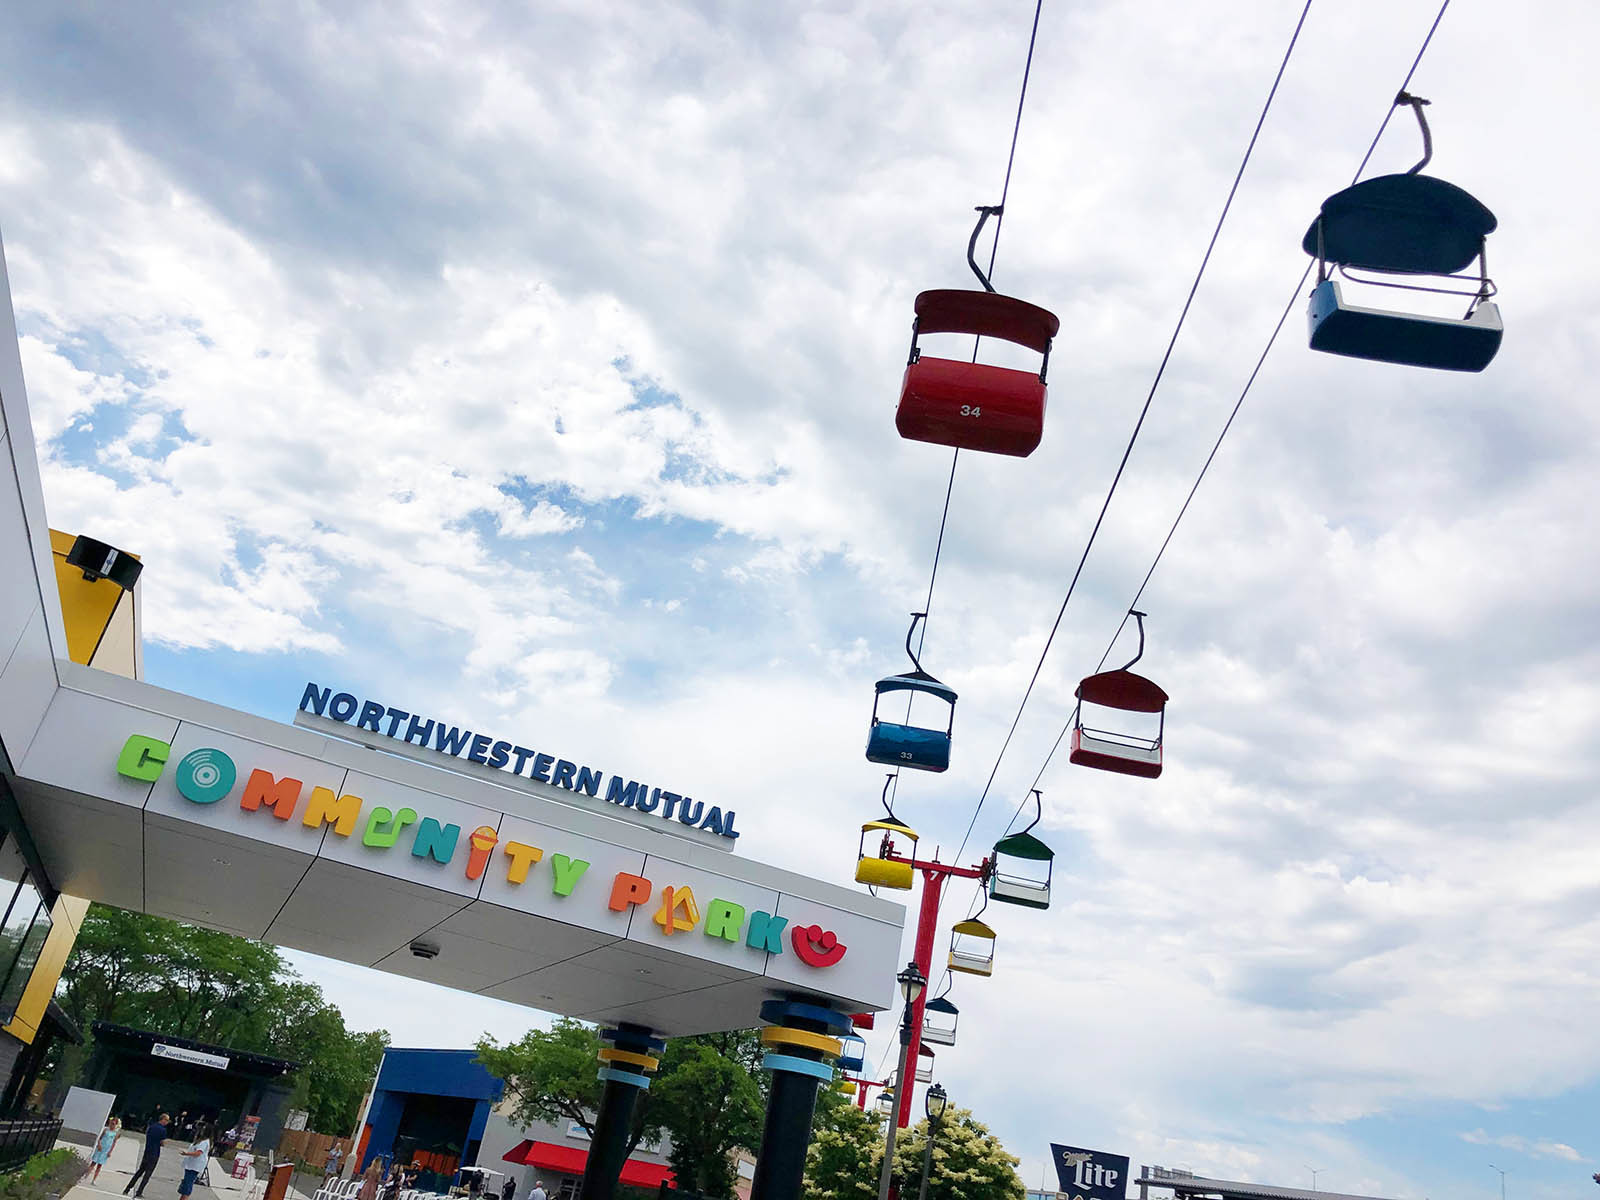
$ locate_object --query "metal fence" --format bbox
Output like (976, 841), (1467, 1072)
(0, 1115), (64, 1172)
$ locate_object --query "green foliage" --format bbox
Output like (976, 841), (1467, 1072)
(0, 1148), (85, 1200)
(56, 904), (388, 1132)
(477, 1023), (766, 1197)
(891, 1108), (1023, 1200)
(804, 1091), (882, 1200)
(654, 1030), (764, 1198)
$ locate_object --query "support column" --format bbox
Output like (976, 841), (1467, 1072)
(896, 870), (945, 1130)
(750, 998), (852, 1200)
(578, 1025), (663, 1200)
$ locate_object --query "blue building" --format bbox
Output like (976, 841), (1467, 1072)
(358, 1049), (504, 1179)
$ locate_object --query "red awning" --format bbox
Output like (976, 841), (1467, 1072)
(502, 1141), (674, 1190)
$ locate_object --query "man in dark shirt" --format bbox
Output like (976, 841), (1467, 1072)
(122, 1113), (170, 1198)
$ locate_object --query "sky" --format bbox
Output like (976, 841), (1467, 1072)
(1, 0), (1597, 1198)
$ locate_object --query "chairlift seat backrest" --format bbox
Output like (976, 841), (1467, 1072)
(1302, 174), (1496, 275)
(874, 672), (958, 704)
(1076, 669), (1168, 712)
(913, 289), (1060, 353)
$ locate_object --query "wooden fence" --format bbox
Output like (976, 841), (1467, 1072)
(275, 1128), (355, 1172)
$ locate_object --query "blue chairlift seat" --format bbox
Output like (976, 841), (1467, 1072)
(838, 1032), (867, 1074)
(867, 672), (957, 773)
(1303, 173), (1501, 373)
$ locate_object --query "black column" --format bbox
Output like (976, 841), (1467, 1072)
(578, 1025), (662, 1200)
(749, 998), (853, 1200)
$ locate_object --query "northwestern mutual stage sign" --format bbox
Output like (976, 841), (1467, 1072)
(297, 682), (740, 844)
(1051, 1144), (1130, 1200)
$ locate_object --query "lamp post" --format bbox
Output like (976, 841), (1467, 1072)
(916, 1084), (948, 1200)
(877, 963), (927, 1200)
(1489, 1164), (1507, 1200)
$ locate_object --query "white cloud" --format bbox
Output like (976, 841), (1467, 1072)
(1459, 1131), (1585, 1163)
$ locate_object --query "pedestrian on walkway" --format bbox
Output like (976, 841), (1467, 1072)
(528, 1179), (547, 1200)
(123, 1113), (171, 1199)
(178, 1123), (212, 1199)
(501, 1175), (517, 1200)
(90, 1118), (122, 1184)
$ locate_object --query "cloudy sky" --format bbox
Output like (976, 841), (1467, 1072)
(3, 0), (1598, 1197)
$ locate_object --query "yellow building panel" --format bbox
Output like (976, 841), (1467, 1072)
(50, 529), (139, 668)
(1, 894), (90, 1045)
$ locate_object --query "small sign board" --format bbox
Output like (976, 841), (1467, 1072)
(1050, 1144), (1130, 1200)
(152, 1043), (231, 1071)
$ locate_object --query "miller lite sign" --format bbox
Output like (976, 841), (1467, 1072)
(1050, 1144), (1131, 1200)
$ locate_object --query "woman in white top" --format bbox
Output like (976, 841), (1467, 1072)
(178, 1123), (211, 1199)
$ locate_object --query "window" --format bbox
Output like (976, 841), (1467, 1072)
(0, 898), (50, 1022)
(0, 835), (41, 996)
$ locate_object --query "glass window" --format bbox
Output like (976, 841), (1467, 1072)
(0, 897), (49, 1022)
(0, 833), (39, 988)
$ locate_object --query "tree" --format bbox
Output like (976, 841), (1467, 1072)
(891, 1107), (1023, 1200)
(55, 904), (388, 1132)
(804, 1090), (882, 1200)
(653, 1031), (763, 1197)
(477, 1023), (767, 1196)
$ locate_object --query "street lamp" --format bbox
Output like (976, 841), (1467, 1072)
(1489, 1164), (1508, 1200)
(917, 1084), (949, 1200)
(877, 963), (928, 1200)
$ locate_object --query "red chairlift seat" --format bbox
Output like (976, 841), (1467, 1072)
(1070, 611), (1168, 779)
(897, 289), (1061, 458)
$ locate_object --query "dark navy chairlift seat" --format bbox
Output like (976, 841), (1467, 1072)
(1303, 172), (1502, 373)
(867, 672), (957, 772)
(867, 612), (958, 773)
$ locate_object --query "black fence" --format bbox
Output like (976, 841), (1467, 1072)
(0, 1115), (62, 1172)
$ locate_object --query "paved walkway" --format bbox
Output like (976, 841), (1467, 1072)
(61, 1136), (322, 1200)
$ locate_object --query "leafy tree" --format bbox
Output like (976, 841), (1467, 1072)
(804, 1089), (882, 1200)
(477, 1023), (766, 1195)
(55, 904), (387, 1132)
(891, 1107), (1023, 1200)
(653, 1031), (763, 1197)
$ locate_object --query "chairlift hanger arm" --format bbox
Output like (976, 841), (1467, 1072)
(1121, 610), (1148, 672)
(1396, 91), (1432, 175)
(967, 205), (1003, 294)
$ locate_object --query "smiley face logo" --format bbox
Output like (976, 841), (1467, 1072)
(791, 923), (847, 968)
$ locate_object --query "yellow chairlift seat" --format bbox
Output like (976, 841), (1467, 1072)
(856, 816), (918, 891)
(948, 918), (996, 977)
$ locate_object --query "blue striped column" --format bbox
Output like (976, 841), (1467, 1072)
(579, 1025), (665, 1200)
(750, 998), (854, 1200)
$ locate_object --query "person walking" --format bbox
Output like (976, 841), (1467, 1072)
(501, 1176), (517, 1200)
(89, 1118), (122, 1184)
(325, 1144), (345, 1181)
(178, 1123), (211, 1200)
(528, 1179), (547, 1200)
(123, 1113), (170, 1198)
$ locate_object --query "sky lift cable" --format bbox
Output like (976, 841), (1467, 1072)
(947, 0), (1319, 867)
(884, 0), (1046, 818)
(870, 2), (1048, 1074)
(943, 0), (1459, 939)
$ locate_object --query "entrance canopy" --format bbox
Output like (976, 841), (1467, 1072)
(504, 1140), (673, 1189)
(0, 238), (902, 1036)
